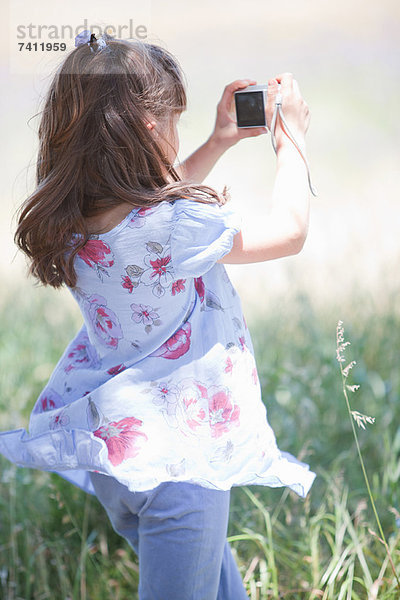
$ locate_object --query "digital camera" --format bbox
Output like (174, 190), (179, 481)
(234, 84), (268, 128)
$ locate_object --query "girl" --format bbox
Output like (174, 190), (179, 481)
(0, 32), (316, 599)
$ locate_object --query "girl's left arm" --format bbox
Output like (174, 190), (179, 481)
(176, 79), (268, 183)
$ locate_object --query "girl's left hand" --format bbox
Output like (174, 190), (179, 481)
(210, 79), (269, 149)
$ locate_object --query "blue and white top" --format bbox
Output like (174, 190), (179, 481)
(0, 198), (316, 497)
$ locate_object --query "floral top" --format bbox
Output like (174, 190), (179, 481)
(0, 198), (315, 497)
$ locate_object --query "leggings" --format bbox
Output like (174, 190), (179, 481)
(89, 472), (249, 600)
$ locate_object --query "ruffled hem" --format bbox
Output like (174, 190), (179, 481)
(0, 427), (316, 499)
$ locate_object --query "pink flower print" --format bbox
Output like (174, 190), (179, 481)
(127, 206), (154, 228)
(33, 388), (64, 414)
(184, 398), (207, 431)
(150, 255), (172, 280)
(251, 367), (259, 385)
(121, 275), (134, 293)
(93, 417), (148, 466)
(225, 356), (233, 375)
(176, 380), (240, 439)
(196, 381), (209, 400)
(208, 388), (240, 438)
(149, 322), (191, 360)
(194, 277), (205, 303)
(122, 240), (174, 298)
(171, 279), (186, 296)
(131, 302), (162, 335)
(238, 335), (247, 352)
(77, 239), (114, 281)
(49, 409), (70, 430)
(151, 382), (179, 408)
(107, 364), (126, 376)
(122, 265), (143, 293)
(179, 382), (209, 432)
(141, 242), (174, 298)
(151, 381), (180, 426)
(131, 303), (158, 325)
(64, 334), (100, 373)
(65, 344), (88, 372)
(86, 294), (123, 349)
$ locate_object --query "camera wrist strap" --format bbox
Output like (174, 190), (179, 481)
(270, 91), (318, 197)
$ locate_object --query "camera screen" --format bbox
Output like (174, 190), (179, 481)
(235, 91), (266, 127)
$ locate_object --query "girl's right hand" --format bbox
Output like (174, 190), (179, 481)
(265, 73), (310, 152)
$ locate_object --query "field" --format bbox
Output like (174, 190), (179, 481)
(0, 285), (399, 599)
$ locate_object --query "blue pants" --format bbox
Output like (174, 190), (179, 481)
(89, 472), (249, 600)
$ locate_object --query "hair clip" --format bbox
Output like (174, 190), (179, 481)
(75, 29), (92, 48)
(74, 29), (108, 53)
(96, 35), (107, 51)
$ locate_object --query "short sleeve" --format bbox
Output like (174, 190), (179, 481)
(170, 198), (242, 279)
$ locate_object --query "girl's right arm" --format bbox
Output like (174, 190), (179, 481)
(218, 73), (311, 264)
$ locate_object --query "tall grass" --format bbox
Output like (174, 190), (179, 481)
(336, 320), (400, 592)
(0, 284), (399, 598)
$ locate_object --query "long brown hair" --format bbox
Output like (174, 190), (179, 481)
(15, 35), (229, 288)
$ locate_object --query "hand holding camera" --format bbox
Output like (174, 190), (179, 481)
(210, 79), (270, 150)
(265, 73), (310, 152)
(211, 74), (309, 148)
(209, 74), (315, 195)
(234, 73), (310, 149)
(234, 73), (316, 195)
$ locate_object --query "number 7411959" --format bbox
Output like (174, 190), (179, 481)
(18, 42), (67, 51)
